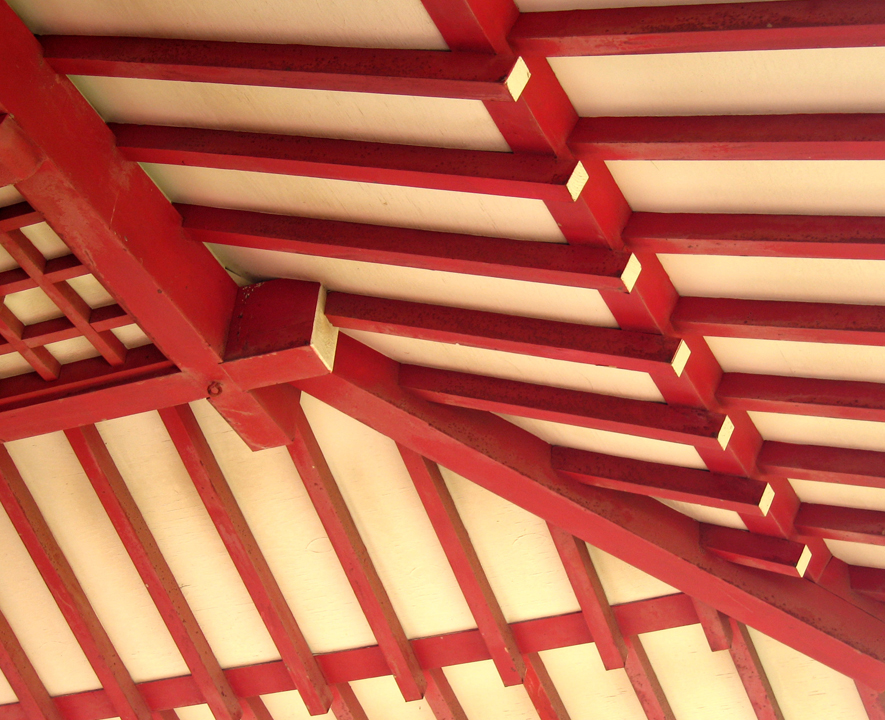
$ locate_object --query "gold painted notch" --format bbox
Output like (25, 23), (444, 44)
(505, 57), (531, 102)
(566, 161), (589, 201)
(621, 254), (642, 292)
(796, 545), (813, 577)
(717, 415), (735, 450)
(758, 483), (775, 516)
(311, 285), (339, 372)
(671, 339), (691, 377)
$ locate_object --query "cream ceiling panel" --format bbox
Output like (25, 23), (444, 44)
(749, 412), (885, 453)
(443, 660), (540, 720)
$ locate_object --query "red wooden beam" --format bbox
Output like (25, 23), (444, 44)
(850, 567), (885, 603)
(691, 598), (732, 652)
(325, 292), (683, 374)
(727, 619), (785, 720)
(625, 212), (885, 261)
(857, 682), (885, 720)
(718, 373), (885, 423)
(758, 441), (885, 489)
(0, 608), (65, 720)
(0, 446), (153, 720)
(65, 425), (243, 720)
(285, 405), (425, 702)
(398, 445), (524, 686)
(570, 114), (885, 161)
(424, 668), (468, 720)
(159, 405), (333, 715)
(296, 333), (885, 689)
(523, 653), (571, 720)
(329, 684), (369, 720)
(509, 0), (885, 56)
(0, 301), (60, 379)
(623, 637), (676, 720)
(673, 297), (885, 346)
(700, 524), (811, 578)
(0, 115), (43, 187)
(112, 125), (589, 203)
(41, 36), (529, 102)
(0, 305), (129, 356)
(400, 364), (732, 449)
(795, 503), (885, 545)
(0, 202), (42, 233)
(179, 204), (636, 292)
(553, 446), (773, 515)
(0, 255), (92, 298)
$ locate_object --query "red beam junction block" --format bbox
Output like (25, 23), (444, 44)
(112, 124), (591, 203)
(700, 524), (812, 578)
(43, 36), (531, 102)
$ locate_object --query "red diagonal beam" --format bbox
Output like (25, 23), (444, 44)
(112, 125), (588, 203)
(179, 204), (635, 292)
(295, 334), (885, 688)
(325, 292), (683, 374)
(795, 504), (885, 545)
(728, 619), (786, 720)
(758, 442), (885, 489)
(330, 684), (369, 720)
(509, 0), (885, 56)
(424, 668), (468, 720)
(399, 364), (732, 449)
(570, 114), (885, 161)
(159, 404), (332, 715)
(553, 446), (773, 515)
(285, 404), (425, 701)
(0, 446), (152, 720)
(41, 36), (529, 102)
(673, 297), (885, 345)
(692, 598), (732, 652)
(625, 212), (885, 261)
(700, 524), (811, 578)
(523, 653), (571, 720)
(623, 636), (676, 720)
(397, 445), (524, 686)
(0, 608), (65, 720)
(65, 425), (243, 720)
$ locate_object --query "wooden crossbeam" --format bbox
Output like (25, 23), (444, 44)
(0, 304), (130, 356)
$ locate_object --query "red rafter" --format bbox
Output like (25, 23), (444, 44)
(0, 203), (42, 233)
(691, 598), (732, 653)
(65, 425), (243, 720)
(509, 0), (885, 56)
(397, 445), (525, 686)
(523, 653), (571, 720)
(795, 504), (885, 545)
(0, 446), (152, 720)
(0, 608), (64, 720)
(758, 442), (885, 489)
(700, 525), (811, 578)
(42, 36), (528, 102)
(728, 619), (786, 720)
(285, 404), (425, 701)
(624, 636), (676, 720)
(159, 404), (332, 715)
(424, 668), (468, 720)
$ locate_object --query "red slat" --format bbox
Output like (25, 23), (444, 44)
(65, 425), (243, 720)
(424, 668), (468, 720)
(553, 446), (773, 515)
(419, 0), (517, 53)
(523, 653), (571, 720)
(330, 684), (369, 720)
(509, 1), (885, 56)
(0, 254), (89, 297)
(179, 204), (634, 292)
(0, 115), (42, 186)
(795, 503), (885, 545)
(0, 203), (42, 233)
(324, 292), (682, 374)
(625, 212), (885, 261)
(691, 598), (732, 652)
(0, 446), (152, 720)
(758, 442), (885, 489)
(159, 405), (332, 715)
(858, 682), (885, 720)
(0, 609), (65, 720)
(296, 334), (885, 689)
(285, 405), (425, 701)
(571, 114), (885, 161)
(728, 619), (785, 720)
(850, 567), (885, 603)
(42, 36), (526, 101)
(624, 636), (676, 720)
(700, 525), (811, 578)
(0, 302), (60, 379)
(398, 446), (524, 685)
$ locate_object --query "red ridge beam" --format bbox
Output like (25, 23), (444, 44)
(400, 364), (732, 450)
(796, 503), (885, 546)
(509, 0), (885, 56)
(625, 212), (885, 261)
(728, 619), (785, 720)
(0, 202), (42, 232)
(42, 36), (530, 102)
(718, 373), (885, 422)
(570, 114), (885, 161)
(179, 204), (636, 292)
(758, 441), (885, 489)
(0, 446), (153, 720)
(700, 524), (812, 578)
(111, 125), (589, 203)
(325, 292), (683, 374)
(553, 446), (773, 515)
(673, 297), (885, 346)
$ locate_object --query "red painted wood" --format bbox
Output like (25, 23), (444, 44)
(857, 682), (885, 720)
(329, 685), (369, 720)
(0, 304), (129, 356)
(691, 599), (732, 652)
(112, 125), (586, 203)
(700, 524), (809, 577)
(398, 445), (524, 685)
(719, 373), (885, 423)
(623, 637), (676, 720)
(65, 425), (243, 720)
(0, 609), (65, 720)
(0, 254), (89, 297)
(324, 292), (681, 373)
(850, 567), (885, 603)
(0, 446), (153, 720)
(796, 504), (885, 545)
(728, 619), (786, 720)
(626, 212), (885, 261)
(0, 115), (42, 186)
(180, 204), (634, 291)
(0, 301), (60, 379)
(674, 297), (885, 346)
(759, 441), (885, 489)
(419, 0), (517, 53)
(571, 114), (885, 161)
(509, 0), (885, 56)
(400, 364), (731, 449)
(159, 405), (332, 715)
(553, 446), (772, 515)
(296, 334), (885, 689)
(42, 36), (526, 101)
(0, 203), (42, 233)
(523, 653), (571, 720)
(547, 526), (626, 670)
(285, 403), (425, 702)
(423, 668), (468, 720)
